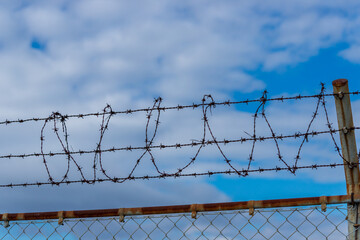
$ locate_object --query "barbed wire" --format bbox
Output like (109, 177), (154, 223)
(0, 83), (357, 187)
(0, 91), (359, 126)
(0, 163), (352, 188)
(0, 128), (351, 160)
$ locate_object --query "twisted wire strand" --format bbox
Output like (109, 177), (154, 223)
(0, 128), (353, 160)
(0, 163), (351, 188)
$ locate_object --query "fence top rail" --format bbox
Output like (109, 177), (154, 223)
(0, 194), (354, 222)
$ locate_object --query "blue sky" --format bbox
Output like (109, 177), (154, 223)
(1, 0), (360, 213)
(250, 44), (360, 95)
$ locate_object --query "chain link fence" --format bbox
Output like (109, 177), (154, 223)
(0, 204), (350, 240)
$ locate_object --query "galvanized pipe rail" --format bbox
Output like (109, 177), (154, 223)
(0, 194), (355, 222)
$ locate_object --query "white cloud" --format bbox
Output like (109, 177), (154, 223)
(339, 45), (360, 63)
(1, 0), (358, 107)
(0, 0), (358, 211)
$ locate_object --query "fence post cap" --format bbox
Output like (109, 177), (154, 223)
(332, 79), (348, 87)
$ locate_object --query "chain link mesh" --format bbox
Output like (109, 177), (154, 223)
(0, 205), (350, 239)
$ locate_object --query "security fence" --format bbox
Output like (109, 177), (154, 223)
(0, 204), (349, 240)
(0, 79), (359, 239)
(0, 195), (358, 239)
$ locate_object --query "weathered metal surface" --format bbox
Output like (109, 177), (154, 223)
(333, 79), (360, 240)
(333, 79), (360, 195)
(0, 194), (355, 222)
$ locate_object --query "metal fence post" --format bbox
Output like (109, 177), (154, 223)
(332, 79), (360, 239)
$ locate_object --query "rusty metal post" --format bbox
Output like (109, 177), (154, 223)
(332, 79), (360, 239)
